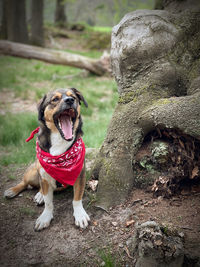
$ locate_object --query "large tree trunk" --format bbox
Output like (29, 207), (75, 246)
(0, 40), (109, 76)
(30, 0), (44, 47)
(55, 0), (67, 27)
(5, 0), (29, 44)
(91, 0), (200, 210)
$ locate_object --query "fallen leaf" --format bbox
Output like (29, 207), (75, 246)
(93, 221), (98, 226)
(124, 246), (134, 259)
(191, 166), (199, 179)
(179, 139), (185, 149)
(154, 239), (163, 246)
(88, 180), (98, 191)
(126, 219), (135, 227)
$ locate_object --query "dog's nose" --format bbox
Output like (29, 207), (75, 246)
(63, 96), (74, 106)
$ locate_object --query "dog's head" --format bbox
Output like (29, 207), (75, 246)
(38, 88), (87, 148)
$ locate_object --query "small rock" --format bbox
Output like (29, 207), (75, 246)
(111, 222), (118, 227)
(178, 232), (184, 238)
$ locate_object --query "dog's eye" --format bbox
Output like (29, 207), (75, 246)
(52, 97), (60, 102)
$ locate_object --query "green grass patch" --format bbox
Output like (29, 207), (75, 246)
(98, 248), (117, 267)
(0, 113), (37, 165)
(19, 207), (36, 216)
(64, 49), (102, 59)
(87, 26), (112, 33)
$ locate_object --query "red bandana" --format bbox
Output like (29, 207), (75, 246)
(26, 128), (85, 187)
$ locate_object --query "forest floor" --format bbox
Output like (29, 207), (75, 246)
(1, 165), (200, 266)
(0, 28), (200, 266)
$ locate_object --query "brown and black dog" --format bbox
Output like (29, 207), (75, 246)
(4, 88), (90, 231)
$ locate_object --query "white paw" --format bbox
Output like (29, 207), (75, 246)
(73, 200), (90, 229)
(34, 211), (53, 231)
(4, 188), (16, 198)
(34, 192), (44, 205)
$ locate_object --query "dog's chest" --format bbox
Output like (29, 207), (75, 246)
(50, 132), (74, 156)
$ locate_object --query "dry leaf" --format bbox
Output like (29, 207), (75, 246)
(93, 221), (98, 226)
(178, 139), (185, 149)
(154, 239), (163, 246)
(88, 180), (98, 191)
(191, 166), (199, 179)
(126, 219), (135, 227)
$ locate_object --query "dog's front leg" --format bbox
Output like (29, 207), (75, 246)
(35, 170), (55, 231)
(73, 166), (90, 228)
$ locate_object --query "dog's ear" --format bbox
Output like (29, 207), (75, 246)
(37, 94), (47, 122)
(71, 88), (88, 107)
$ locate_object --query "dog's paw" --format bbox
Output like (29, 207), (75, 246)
(34, 192), (44, 205)
(73, 200), (90, 229)
(4, 188), (17, 198)
(34, 211), (53, 231)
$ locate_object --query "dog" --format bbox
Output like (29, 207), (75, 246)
(4, 88), (90, 231)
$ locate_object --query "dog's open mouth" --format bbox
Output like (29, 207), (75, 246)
(55, 109), (76, 141)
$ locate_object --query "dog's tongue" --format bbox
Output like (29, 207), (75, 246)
(60, 115), (72, 140)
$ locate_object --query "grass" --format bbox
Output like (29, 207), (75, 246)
(87, 26), (112, 33)
(0, 113), (38, 165)
(0, 54), (118, 166)
(19, 207), (36, 216)
(65, 49), (102, 58)
(98, 248), (117, 267)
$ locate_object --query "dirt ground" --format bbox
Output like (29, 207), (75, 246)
(0, 163), (200, 266)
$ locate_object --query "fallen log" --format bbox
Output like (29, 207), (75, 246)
(0, 40), (109, 75)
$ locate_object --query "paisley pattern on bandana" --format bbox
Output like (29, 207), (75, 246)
(36, 138), (85, 187)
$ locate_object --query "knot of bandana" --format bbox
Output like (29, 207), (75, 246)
(26, 127), (40, 142)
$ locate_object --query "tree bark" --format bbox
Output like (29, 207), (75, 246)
(0, 0), (7, 39)
(91, 0), (200, 210)
(0, 40), (109, 76)
(5, 0), (29, 44)
(30, 0), (44, 47)
(55, 0), (67, 27)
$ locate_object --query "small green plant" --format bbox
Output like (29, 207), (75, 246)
(86, 191), (97, 207)
(98, 248), (117, 267)
(162, 225), (169, 235)
(8, 174), (16, 180)
(19, 207), (36, 216)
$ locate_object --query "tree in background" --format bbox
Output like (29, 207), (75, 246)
(1, 0), (28, 44)
(30, 0), (44, 46)
(55, 0), (67, 27)
(0, 0), (7, 39)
